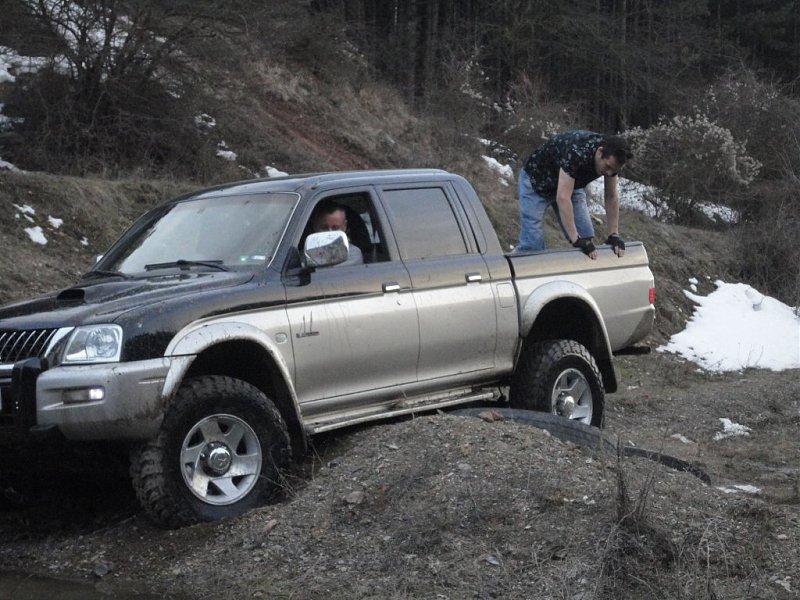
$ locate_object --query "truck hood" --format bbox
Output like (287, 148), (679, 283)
(0, 271), (256, 330)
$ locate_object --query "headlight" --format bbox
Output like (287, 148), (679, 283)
(63, 325), (123, 364)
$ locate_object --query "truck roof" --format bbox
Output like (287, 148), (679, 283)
(183, 169), (453, 201)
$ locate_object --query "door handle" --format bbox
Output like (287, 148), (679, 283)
(382, 282), (401, 293)
(465, 272), (482, 283)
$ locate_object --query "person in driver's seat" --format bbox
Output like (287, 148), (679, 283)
(309, 201), (364, 267)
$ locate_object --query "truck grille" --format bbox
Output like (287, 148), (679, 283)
(0, 329), (58, 364)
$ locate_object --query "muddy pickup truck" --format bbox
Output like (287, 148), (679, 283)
(0, 169), (654, 527)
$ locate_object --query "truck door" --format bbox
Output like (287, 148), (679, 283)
(284, 188), (419, 410)
(378, 183), (498, 382)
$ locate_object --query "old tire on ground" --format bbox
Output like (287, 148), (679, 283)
(509, 339), (604, 427)
(452, 408), (710, 482)
(130, 375), (291, 528)
(452, 407), (614, 454)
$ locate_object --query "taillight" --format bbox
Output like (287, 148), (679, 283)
(649, 288), (656, 304)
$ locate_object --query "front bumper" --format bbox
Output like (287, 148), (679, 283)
(1, 357), (172, 442)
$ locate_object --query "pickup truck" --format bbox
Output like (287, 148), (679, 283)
(0, 169), (654, 527)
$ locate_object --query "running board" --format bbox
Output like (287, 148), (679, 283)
(305, 388), (500, 435)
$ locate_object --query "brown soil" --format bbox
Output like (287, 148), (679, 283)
(0, 350), (798, 599)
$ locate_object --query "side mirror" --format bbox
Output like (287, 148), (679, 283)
(303, 231), (349, 268)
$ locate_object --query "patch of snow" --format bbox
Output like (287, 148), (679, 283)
(194, 113), (216, 133)
(586, 178), (738, 223)
(13, 203), (35, 215)
(772, 578), (793, 593)
(0, 156), (19, 171)
(0, 46), (30, 82)
(216, 141), (237, 162)
(587, 177), (662, 217)
(699, 201), (739, 224)
(80, 236), (89, 246)
(658, 281), (800, 372)
(744, 287), (765, 311)
(0, 45), (68, 79)
(717, 484), (761, 494)
(713, 418), (752, 441)
(265, 166), (288, 178)
(48, 216), (63, 229)
(670, 433), (693, 444)
(481, 155), (513, 180)
(24, 226), (48, 245)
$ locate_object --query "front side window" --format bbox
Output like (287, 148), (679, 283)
(300, 192), (389, 265)
(100, 192), (298, 274)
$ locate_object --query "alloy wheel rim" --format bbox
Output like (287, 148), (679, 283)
(180, 414), (262, 505)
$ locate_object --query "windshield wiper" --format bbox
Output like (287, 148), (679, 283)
(144, 259), (230, 272)
(82, 269), (133, 280)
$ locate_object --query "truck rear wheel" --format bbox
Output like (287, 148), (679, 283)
(130, 375), (291, 528)
(509, 339), (604, 427)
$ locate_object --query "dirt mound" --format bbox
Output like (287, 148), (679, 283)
(1, 359), (798, 600)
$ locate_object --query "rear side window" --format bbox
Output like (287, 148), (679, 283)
(382, 187), (468, 260)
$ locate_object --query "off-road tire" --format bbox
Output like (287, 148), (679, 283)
(130, 375), (291, 528)
(509, 339), (605, 427)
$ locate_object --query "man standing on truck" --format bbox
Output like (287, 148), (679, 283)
(516, 130), (632, 260)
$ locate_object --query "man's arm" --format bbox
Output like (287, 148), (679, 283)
(603, 175), (625, 257)
(556, 169), (579, 242)
(557, 169), (597, 259)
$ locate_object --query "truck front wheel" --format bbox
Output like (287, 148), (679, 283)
(130, 375), (291, 528)
(510, 340), (604, 427)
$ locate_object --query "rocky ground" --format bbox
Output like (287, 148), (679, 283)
(0, 349), (798, 600)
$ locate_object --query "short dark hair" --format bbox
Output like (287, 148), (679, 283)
(600, 135), (633, 164)
(312, 199), (346, 220)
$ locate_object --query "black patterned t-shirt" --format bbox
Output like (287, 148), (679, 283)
(523, 130), (603, 198)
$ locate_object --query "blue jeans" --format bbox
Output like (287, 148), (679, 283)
(516, 169), (594, 252)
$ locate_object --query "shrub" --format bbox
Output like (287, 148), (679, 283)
(0, 0), (233, 177)
(693, 70), (800, 303)
(625, 114), (761, 224)
(732, 181), (800, 307)
(698, 69), (800, 183)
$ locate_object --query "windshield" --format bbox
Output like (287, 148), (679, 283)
(99, 192), (299, 274)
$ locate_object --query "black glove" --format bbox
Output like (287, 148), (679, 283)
(606, 234), (625, 254)
(572, 237), (596, 256)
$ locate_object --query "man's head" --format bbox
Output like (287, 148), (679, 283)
(312, 201), (348, 233)
(594, 135), (633, 177)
